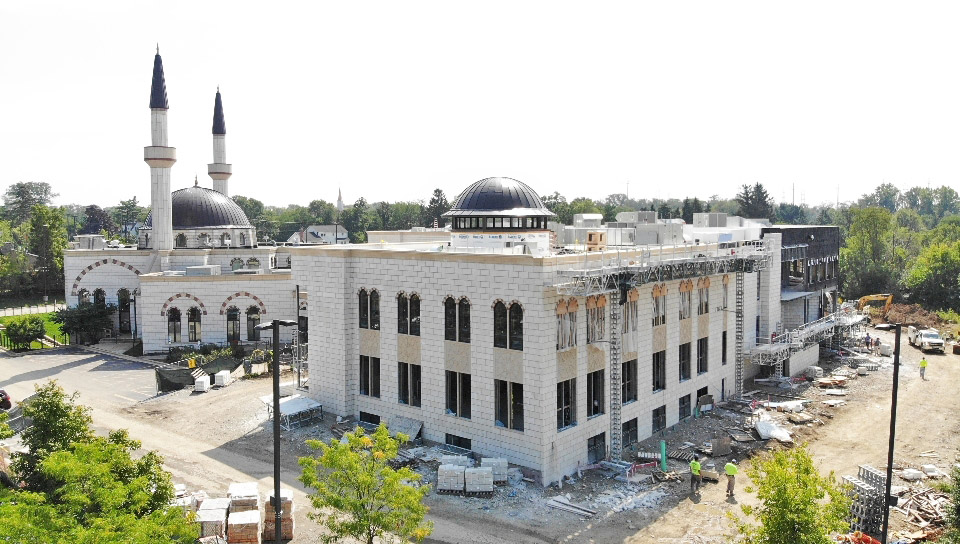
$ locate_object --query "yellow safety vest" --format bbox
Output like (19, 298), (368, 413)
(690, 460), (701, 475)
(725, 463), (738, 476)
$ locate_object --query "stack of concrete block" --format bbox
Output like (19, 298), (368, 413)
(214, 370), (232, 387)
(227, 509), (261, 544)
(262, 489), (295, 542)
(464, 467), (494, 493)
(196, 503), (228, 539)
(195, 375), (211, 393)
(441, 455), (471, 468)
(199, 497), (231, 512)
(842, 465), (887, 537)
(228, 482), (261, 513)
(481, 458), (509, 483)
(437, 464), (466, 492)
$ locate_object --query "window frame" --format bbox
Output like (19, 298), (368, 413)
(652, 349), (666, 392)
(652, 293), (666, 327)
(167, 307), (181, 343)
(359, 355), (381, 398)
(652, 405), (667, 433)
(187, 307), (202, 343)
(246, 306), (260, 341)
(698, 286), (709, 315)
(556, 378), (576, 431)
(697, 337), (709, 374)
(493, 301), (508, 348)
(679, 342), (691, 382)
(226, 306), (240, 342)
(445, 370), (471, 419)
(587, 369), (605, 418)
(494, 380), (524, 431)
(622, 358), (638, 403)
(397, 362), (421, 407)
(679, 394), (692, 420)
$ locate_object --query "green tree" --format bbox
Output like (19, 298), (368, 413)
(308, 199), (337, 224)
(111, 197), (147, 240)
(389, 202), (425, 230)
(13, 381), (95, 491)
(231, 195), (265, 223)
(858, 182), (901, 213)
(2, 182), (58, 225)
(424, 188), (450, 228)
(299, 424), (433, 544)
(934, 185), (960, 221)
(840, 207), (896, 299)
(775, 203), (808, 224)
(542, 192), (571, 224)
(341, 198), (369, 243)
(730, 445), (850, 544)
(902, 186), (935, 217)
(902, 241), (960, 311)
(28, 204), (68, 299)
(735, 183), (775, 221)
(80, 205), (117, 236)
(52, 302), (117, 344)
(4, 314), (46, 350)
(373, 202), (392, 231)
(942, 463), (960, 543)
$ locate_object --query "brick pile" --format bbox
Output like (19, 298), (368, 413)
(437, 464), (465, 492)
(228, 482), (261, 514)
(195, 506), (228, 539)
(262, 489), (295, 542)
(227, 509), (261, 544)
(464, 467), (494, 493)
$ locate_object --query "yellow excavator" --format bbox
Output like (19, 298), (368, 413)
(857, 294), (893, 317)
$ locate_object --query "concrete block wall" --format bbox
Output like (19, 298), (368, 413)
(787, 344), (819, 377)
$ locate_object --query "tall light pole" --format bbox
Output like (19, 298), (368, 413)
(255, 319), (296, 543)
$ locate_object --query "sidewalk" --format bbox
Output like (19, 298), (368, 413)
(0, 302), (65, 317)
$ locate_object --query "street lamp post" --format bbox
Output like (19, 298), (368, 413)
(255, 318), (296, 543)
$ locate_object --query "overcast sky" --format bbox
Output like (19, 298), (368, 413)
(2, 1), (959, 209)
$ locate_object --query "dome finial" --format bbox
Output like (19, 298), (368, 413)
(194, 174), (198, 187)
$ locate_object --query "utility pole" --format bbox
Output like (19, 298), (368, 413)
(881, 324), (902, 543)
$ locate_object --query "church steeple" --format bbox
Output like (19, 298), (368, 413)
(208, 87), (232, 196)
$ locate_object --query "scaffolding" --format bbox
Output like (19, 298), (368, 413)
(555, 241), (770, 459)
(746, 308), (868, 377)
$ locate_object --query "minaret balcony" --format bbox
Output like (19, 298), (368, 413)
(144, 146), (177, 167)
(207, 163), (232, 176)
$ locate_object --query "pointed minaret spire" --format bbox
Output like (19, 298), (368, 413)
(149, 48), (168, 109)
(208, 88), (232, 196)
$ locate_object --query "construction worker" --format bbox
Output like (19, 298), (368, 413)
(920, 357), (928, 380)
(690, 455), (702, 495)
(725, 459), (738, 497)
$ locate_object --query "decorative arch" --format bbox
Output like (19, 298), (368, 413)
(219, 291), (267, 315)
(70, 258), (142, 295)
(160, 293), (208, 316)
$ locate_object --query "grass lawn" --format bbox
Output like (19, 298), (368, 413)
(0, 312), (63, 338)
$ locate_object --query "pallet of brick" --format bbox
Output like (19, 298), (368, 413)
(464, 467), (494, 493)
(437, 464), (465, 492)
(263, 489), (295, 541)
(480, 458), (509, 483)
(441, 455), (471, 467)
(199, 497), (231, 512)
(228, 482), (261, 513)
(227, 509), (261, 544)
(197, 537), (228, 544)
(196, 507), (228, 539)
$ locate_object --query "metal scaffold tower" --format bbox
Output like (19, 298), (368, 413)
(734, 269), (745, 397)
(555, 241), (769, 459)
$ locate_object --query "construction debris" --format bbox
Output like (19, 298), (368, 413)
(843, 465), (886, 536)
(546, 495), (596, 517)
(754, 417), (792, 442)
(894, 487), (953, 529)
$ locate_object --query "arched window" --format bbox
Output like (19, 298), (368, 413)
(117, 288), (131, 333)
(175, 233), (187, 248)
(493, 301), (507, 348)
(509, 303), (523, 351)
(458, 298), (470, 343)
(246, 306), (260, 340)
(444, 297), (457, 341)
(143, 233), (150, 248)
(187, 307), (202, 342)
(409, 294), (420, 336)
(359, 289), (369, 329)
(246, 257), (260, 269)
(220, 233), (230, 246)
(93, 288), (106, 307)
(369, 290), (380, 330)
(240, 232), (246, 246)
(397, 293), (408, 334)
(226, 306), (240, 342)
(78, 288), (90, 305)
(167, 307), (181, 343)
(199, 233), (211, 246)
(231, 258), (244, 271)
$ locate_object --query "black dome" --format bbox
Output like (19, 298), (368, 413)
(444, 177), (553, 217)
(146, 186), (252, 228)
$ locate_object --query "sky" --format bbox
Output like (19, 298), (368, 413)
(2, 1), (960, 209)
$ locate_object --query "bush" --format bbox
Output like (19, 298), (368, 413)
(4, 315), (46, 350)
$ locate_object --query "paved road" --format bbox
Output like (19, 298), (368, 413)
(0, 348), (156, 407)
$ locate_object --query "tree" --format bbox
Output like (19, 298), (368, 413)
(13, 381), (94, 491)
(4, 315), (46, 350)
(308, 199), (337, 224)
(374, 202), (392, 231)
(775, 203), (808, 224)
(730, 445), (850, 544)
(299, 424), (432, 544)
(2, 182), (57, 225)
(542, 192), (571, 224)
(28, 205), (68, 298)
(341, 198), (369, 243)
(112, 197), (146, 240)
(840, 207), (897, 299)
(941, 463), (960, 543)
(735, 183), (775, 220)
(902, 241), (960, 311)
(80, 205), (116, 236)
(231, 195), (265, 223)
(389, 202), (425, 230)
(858, 182), (901, 213)
(424, 189), (449, 228)
(52, 302), (117, 345)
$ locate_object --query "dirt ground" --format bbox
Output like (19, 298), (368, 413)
(23, 324), (957, 544)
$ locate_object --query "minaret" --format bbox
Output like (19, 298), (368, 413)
(208, 87), (232, 196)
(144, 47), (176, 251)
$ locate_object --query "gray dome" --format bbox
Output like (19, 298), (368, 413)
(146, 186), (251, 228)
(444, 177), (553, 217)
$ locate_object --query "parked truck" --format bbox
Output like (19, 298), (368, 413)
(907, 326), (945, 353)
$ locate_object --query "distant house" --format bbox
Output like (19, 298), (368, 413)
(0, 243), (38, 269)
(287, 225), (349, 245)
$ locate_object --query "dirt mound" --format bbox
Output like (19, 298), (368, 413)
(882, 303), (944, 329)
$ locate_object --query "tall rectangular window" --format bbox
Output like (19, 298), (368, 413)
(622, 359), (638, 403)
(398, 362), (421, 407)
(359, 356), (380, 398)
(697, 337), (709, 374)
(587, 369), (605, 417)
(698, 286), (709, 315)
(623, 299), (638, 333)
(679, 342), (691, 382)
(652, 405), (667, 433)
(722, 331), (728, 365)
(679, 290), (691, 320)
(587, 299), (605, 344)
(445, 371), (471, 419)
(722, 283), (728, 309)
(556, 378), (576, 430)
(445, 297), (471, 343)
(623, 417), (638, 446)
(494, 380), (524, 431)
(397, 293), (421, 336)
(652, 350), (666, 392)
(653, 294), (666, 326)
(679, 394), (691, 420)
